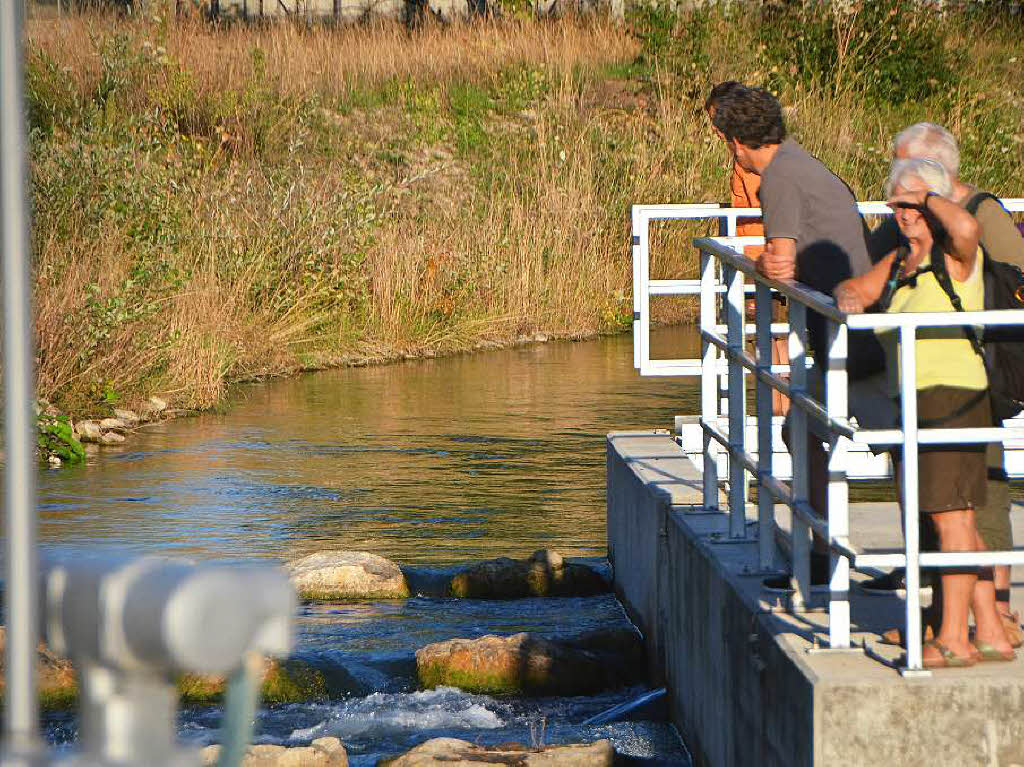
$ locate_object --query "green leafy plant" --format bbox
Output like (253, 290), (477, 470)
(37, 415), (85, 465)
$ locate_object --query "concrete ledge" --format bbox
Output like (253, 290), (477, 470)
(607, 431), (1024, 767)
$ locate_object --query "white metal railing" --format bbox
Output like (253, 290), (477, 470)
(699, 237), (1024, 674)
(632, 200), (1024, 675)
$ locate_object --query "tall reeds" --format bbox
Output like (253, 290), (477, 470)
(24, 5), (1024, 413)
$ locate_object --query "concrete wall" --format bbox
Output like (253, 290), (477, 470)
(606, 432), (813, 767)
(607, 431), (1024, 767)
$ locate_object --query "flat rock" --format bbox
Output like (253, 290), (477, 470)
(74, 420), (102, 443)
(99, 417), (129, 432)
(287, 551), (409, 600)
(113, 408), (140, 425)
(416, 631), (641, 696)
(380, 737), (613, 766)
(99, 431), (126, 445)
(201, 739), (348, 766)
(450, 550), (608, 599)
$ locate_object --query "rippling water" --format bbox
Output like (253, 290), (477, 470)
(37, 326), (700, 764)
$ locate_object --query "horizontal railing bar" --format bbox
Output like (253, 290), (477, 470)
(700, 420), (760, 476)
(634, 199), (1024, 221)
(694, 238), (845, 322)
(853, 426), (1024, 446)
(846, 308), (1024, 330)
(701, 328), (855, 439)
(791, 500), (829, 539)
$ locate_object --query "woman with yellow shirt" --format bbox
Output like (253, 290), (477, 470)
(834, 158), (1013, 668)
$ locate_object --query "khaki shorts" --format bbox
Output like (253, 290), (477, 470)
(978, 441), (1013, 551)
(891, 387), (989, 515)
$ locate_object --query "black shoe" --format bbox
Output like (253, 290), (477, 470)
(762, 552), (830, 592)
(858, 569), (906, 596)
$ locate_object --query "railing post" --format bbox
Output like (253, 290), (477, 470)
(788, 302), (811, 610)
(631, 206), (642, 371)
(755, 283), (775, 569)
(701, 247), (720, 511)
(637, 211), (651, 375)
(826, 319), (851, 648)
(1, 0), (40, 752)
(899, 324), (926, 674)
(726, 264), (747, 538)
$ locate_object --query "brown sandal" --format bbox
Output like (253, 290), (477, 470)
(999, 611), (1023, 649)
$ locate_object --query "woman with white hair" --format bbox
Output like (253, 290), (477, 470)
(835, 158), (1014, 668)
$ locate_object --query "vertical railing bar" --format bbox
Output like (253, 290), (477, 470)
(900, 324), (925, 672)
(756, 283), (775, 569)
(726, 264), (747, 538)
(701, 247), (720, 511)
(789, 303), (811, 610)
(638, 211), (652, 376)
(826, 319), (851, 648)
(631, 205), (642, 370)
(0, 0), (40, 751)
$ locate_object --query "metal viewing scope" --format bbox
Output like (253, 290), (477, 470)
(34, 556), (295, 767)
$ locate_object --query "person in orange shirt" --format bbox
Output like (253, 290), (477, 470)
(706, 82), (789, 415)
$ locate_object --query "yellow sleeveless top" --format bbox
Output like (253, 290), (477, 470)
(876, 247), (987, 396)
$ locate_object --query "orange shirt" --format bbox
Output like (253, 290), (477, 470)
(729, 163), (764, 256)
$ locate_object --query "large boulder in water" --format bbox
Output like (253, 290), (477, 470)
(415, 630), (642, 696)
(450, 550), (608, 599)
(379, 737), (614, 766)
(287, 551), (410, 600)
(180, 656), (359, 705)
(0, 626), (76, 710)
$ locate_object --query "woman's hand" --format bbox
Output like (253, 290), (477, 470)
(834, 279), (867, 314)
(886, 189), (928, 213)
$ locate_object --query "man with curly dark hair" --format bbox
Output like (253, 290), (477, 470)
(711, 87), (889, 592)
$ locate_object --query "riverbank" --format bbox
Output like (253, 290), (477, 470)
(26, 3), (1024, 430)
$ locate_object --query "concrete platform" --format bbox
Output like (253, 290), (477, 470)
(607, 431), (1024, 767)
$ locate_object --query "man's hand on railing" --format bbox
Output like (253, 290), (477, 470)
(756, 238), (797, 281)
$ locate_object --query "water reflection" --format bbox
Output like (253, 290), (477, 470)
(38, 326), (700, 565)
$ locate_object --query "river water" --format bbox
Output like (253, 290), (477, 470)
(37, 326), (700, 765)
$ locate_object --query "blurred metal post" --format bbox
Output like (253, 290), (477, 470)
(0, 0), (41, 754)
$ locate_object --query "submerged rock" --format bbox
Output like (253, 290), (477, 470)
(287, 551), (410, 600)
(379, 737), (614, 766)
(0, 627), (76, 710)
(415, 630), (643, 696)
(450, 550), (608, 599)
(201, 737), (349, 766)
(180, 656), (358, 705)
(99, 431), (126, 445)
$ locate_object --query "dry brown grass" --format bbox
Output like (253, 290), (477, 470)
(27, 6), (1024, 416)
(27, 13), (637, 98)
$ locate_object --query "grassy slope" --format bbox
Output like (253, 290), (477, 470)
(25, 5), (1024, 415)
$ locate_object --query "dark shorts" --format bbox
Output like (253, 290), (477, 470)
(891, 386), (989, 515)
(977, 441), (1013, 551)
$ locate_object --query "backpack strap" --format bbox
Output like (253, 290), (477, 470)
(965, 191), (1004, 217)
(925, 239), (986, 358)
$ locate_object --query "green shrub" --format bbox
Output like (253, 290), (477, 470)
(37, 414), (85, 464)
(758, 0), (959, 104)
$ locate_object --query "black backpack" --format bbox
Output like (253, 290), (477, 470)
(891, 193), (1024, 421)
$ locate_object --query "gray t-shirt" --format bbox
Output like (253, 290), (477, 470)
(759, 139), (880, 375)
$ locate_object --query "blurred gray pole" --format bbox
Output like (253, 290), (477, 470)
(0, 0), (41, 753)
